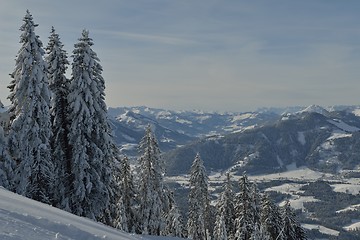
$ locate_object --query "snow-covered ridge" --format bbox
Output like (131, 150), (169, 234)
(298, 104), (329, 115)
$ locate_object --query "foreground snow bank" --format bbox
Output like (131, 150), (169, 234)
(0, 187), (178, 240)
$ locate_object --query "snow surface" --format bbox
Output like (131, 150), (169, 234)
(231, 113), (254, 122)
(298, 105), (329, 115)
(331, 183), (360, 195)
(297, 132), (306, 145)
(248, 165), (333, 182)
(302, 224), (339, 236)
(336, 204), (360, 213)
(352, 108), (360, 117)
(0, 187), (179, 240)
(344, 220), (360, 231)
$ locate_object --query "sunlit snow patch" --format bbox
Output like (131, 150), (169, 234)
(302, 224), (339, 236)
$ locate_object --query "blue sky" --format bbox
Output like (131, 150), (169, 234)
(0, 1), (359, 111)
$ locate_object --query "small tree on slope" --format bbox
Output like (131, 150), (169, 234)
(45, 26), (71, 209)
(67, 29), (117, 221)
(7, 10), (54, 204)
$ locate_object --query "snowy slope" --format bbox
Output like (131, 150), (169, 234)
(0, 187), (176, 240)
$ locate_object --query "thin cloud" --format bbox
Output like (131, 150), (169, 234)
(94, 29), (198, 46)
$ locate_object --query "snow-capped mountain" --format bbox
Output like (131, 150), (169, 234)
(163, 107), (360, 176)
(108, 106), (280, 155)
(109, 106), (360, 176)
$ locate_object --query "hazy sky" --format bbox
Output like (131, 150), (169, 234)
(0, 1), (359, 112)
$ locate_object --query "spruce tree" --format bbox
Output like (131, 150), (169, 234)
(67, 29), (116, 221)
(250, 224), (271, 240)
(233, 174), (254, 240)
(7, 10), (54, 204)
(250, 183), (262, 228)
(187, 153), (211, 240)
(118, 156), (138, 232)
(114, 196), (128, 232)
(216, 172), (236, 238)
(45, 26), (71, 209)
(281, 201), (307, 240)
(137, 125), (166, 235)
(214, 213), (228, 240)
(0, 125), (13, 190)
(102, 156), (123, 228)
(260, 194), (284, 240)
(163, 191), (185, 237)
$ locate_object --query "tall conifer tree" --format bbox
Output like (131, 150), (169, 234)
(187, 153), (211, 240)
(234, 174), (255, 240)
(214, 213), (228, 240)
(282, 201), (307, 240)
(67, 29), (116, 220)
(163, 191), (185, 237)
(260, 194), (284, 240)
(121, 156), (138, 232)
(250, 224), (271, 240)
(7, 10), (54, 204)
(137, 125), (166, 235)
(0, 125), (13, 190)
(216, 172), (236, 238)
(45, 26), (71, 209)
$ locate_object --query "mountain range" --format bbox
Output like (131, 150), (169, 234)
(108, 105), (360, 175)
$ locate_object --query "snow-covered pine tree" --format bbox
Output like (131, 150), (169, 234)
(260, 194), (284, 240)
(233, 174), (255, 240)
(7, 10), (54, 204)
(281, 201), (307, 240)
(67, 29), (117, 221)
(250, 223), (271, 240)
(250, 183), (261, 228)
(163, 191), (185, 237)
(214, 213), (228, 240)
(45, 26), (71, 209)
(215, 172), (235, 239)
(102, 156), (123, 228)
(114, 196), (128, 232)
(0, 125), (14, 190)
(137, 125), (166, 235)
(117, 156), (138, 233)
(187, 153), (211, 240)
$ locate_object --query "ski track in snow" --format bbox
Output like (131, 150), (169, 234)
(0, 187), (179, 240)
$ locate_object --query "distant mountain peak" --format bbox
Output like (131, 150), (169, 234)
(298, 104), (329, 115)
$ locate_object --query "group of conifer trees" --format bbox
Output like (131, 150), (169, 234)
(187, 154), (307, 240)
(0, 9), (123, 225)
(0, 10), (307, 240)
(0, 10), (185, 234)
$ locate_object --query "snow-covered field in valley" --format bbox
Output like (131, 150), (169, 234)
(0, 187), (178, 240)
